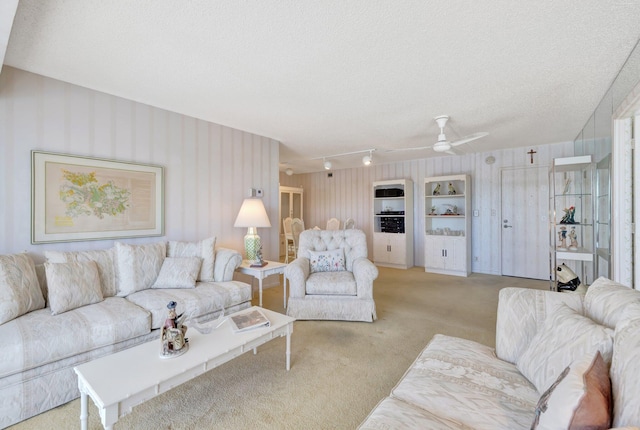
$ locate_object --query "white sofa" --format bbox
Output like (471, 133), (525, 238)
(359, 277), (640, 429)
(0, 238), (252, 429)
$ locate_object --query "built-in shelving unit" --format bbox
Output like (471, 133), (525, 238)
(424, 174), (471, 277)
(372, 179), (413, 269)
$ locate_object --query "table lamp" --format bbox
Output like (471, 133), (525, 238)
(234, 198), (272, 263)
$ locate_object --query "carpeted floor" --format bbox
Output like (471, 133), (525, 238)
(8, 267), (547, 430)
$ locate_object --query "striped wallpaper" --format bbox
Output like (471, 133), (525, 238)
(0, 67), (280, 262)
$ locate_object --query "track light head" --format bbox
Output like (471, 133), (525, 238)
(323, 159), (332, 170)
(285, 168), (294, 176)
(362, 150), (373, 166)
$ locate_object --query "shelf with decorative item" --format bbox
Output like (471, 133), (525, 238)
(549, 155), (595, 291)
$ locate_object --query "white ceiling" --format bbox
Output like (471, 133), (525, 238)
(4, 1), (640, 173)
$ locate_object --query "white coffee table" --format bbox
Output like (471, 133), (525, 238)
(74, 307), (294, 430)
(237, 260), (288, 307)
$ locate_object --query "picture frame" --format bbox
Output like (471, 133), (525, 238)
(31, 151), (164, 243)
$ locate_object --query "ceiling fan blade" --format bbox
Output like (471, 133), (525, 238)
(385, 145), (432, 152)
(450, 132), (489, 147)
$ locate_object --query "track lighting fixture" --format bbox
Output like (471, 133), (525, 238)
(285, 168), (294, 176)
(310, 149), (375, 170)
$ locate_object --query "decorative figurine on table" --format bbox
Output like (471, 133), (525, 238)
(433, 183), (441, 195)
(160, 301), (189, 358)
(447, 183), (457, 195)
(557, 226), (568, 250)
(560, 206), (577, 224)
(556, 263), (580, 291)
(568, 226), (578, 251)
(250, 245), (268, 267)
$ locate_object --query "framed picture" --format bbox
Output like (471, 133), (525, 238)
(32, 151), (164, 243)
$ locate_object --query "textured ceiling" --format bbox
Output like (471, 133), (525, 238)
(4, 1), (640, 173)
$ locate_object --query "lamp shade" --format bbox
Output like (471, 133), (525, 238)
(234, 198), (272, 228)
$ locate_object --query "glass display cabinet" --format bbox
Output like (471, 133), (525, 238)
(549, 156), (595, 291)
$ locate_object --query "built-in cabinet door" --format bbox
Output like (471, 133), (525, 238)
(425, 236), (445, 270)
(373, 233), (390, 263)
(387, 234), (407, 265)
(447, 237), (466, 273)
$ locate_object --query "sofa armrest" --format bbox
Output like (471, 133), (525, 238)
(213, 248), (242, 282)
(352, 258), (378, 299)
(284, 257), (310, 298)
(496, 287), (584, 364)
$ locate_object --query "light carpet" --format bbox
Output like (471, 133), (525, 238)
(9, 267), (547, 430)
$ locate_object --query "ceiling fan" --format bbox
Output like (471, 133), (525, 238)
(395, 115), (489, 155)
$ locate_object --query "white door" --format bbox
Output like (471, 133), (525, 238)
(501, 167), (549, 280)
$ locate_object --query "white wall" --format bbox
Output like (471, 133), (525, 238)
(0, 67), (281, 261)
(281, 141), (573, 275)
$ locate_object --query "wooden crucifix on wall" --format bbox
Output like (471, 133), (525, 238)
(527, 149), (537, 164)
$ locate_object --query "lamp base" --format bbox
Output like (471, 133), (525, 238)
(244, 228), (261, 262)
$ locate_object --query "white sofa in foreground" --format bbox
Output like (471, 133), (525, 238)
(0, 238), (252, 429)
(359, 277), (640, 430)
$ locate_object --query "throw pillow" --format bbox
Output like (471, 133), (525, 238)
(309, 248), (346, 273)
(45, 248), (117, 298)
(532, 351), (612, 430)
(44, 261), (104, 315)
(152, 257), (202, 289)
(167, 237), (216, 281)
(0, 253), (46, 324)
(115, 242), (166, 296)
(516, 303), (614, 393)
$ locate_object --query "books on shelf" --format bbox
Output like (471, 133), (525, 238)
(229, 308), (271, 332)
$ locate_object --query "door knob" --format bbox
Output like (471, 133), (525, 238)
(503, 224), (512, 228)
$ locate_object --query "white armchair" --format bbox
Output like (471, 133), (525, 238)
(284, 229), (378, 322)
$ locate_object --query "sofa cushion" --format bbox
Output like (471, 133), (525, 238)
(584, 276), (640, 329)
(152, 257), (202, 289)
(0, 297), (150, 378)
(610, 317), (640, 427)
(358, 396), (467, 430)
(306, 271), (357, 295)
(115, 242), (166, 296)
(532, 351), (611, 430)
(390, 334), (539, 430)
(44, 261), (104, 315)
(167, 237), (216, 281)
(309, 248), (345, 273)
(45, 248), (117, 298)
(516, 304), (614, 393)
(126, 280), (252, 329)
(0, 253), (45, 325)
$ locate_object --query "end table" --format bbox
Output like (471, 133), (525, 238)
(237, 260), (288, 307)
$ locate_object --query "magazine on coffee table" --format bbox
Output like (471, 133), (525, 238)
(229, 308), (271, 332)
